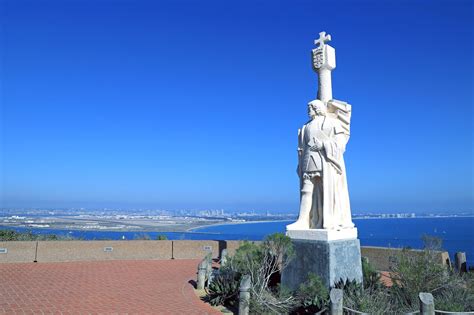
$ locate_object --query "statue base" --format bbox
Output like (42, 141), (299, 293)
(281, 233), (363, 290)
(286, 227), (358, 241)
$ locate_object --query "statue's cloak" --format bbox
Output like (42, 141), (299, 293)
(298, 99), (354, 229)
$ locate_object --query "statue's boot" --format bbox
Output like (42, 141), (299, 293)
(287, 182), (313, 230)
(286, 220), (307, 230)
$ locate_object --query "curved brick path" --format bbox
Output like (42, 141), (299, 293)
(0, 260), (221, 314)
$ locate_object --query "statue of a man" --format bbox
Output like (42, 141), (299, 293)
(287, 99), (354, 230)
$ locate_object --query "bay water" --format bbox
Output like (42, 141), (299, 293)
(1, 217), (472, 265)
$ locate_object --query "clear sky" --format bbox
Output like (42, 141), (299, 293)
(1, 0), (473, 213)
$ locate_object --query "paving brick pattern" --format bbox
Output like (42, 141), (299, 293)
(380, 271), (393, 287)
(0, 260), (221, 314)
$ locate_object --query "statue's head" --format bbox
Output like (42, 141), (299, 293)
(307, 100), (327, 119)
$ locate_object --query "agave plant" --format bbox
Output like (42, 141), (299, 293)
(296, 272), (329, 310)
(205, 270), (241, 307)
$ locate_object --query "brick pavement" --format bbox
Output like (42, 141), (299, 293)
(0, 260), (221, 314)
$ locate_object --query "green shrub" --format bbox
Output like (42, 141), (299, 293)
(362, 257), (382, 292)
(0, 230), (24, 241)
(431, 271), (474, 312)
(156, 235), (168, 240)
(386, 235), (474, 312)
(228, 241), (262, 275)
(435, 284), (474, 312)
(224, 233), (296, 314)
(0, 229), (67, 241)
(388, 236), (450, 312)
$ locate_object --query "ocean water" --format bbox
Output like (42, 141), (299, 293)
(1, 217), (472, 264)
(193, 217), (474, 264)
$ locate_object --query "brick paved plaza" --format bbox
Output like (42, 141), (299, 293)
(0, 260), (221, 314)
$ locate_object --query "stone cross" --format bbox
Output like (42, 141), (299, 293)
(312, 31), (336, 103)
(314, 31), (331, 48)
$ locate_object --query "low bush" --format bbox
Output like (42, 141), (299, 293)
(334, 237), (474, 314)
(362, 257), (382, 292)
(203, 234), (473, 314)
(336, 278), (392, 314)
(0, 229), (68, 241)
(388, 236), (459, 312)
(432, 272), (474, 312)
(217, 233), (296, 314)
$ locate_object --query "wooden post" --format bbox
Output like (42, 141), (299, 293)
(238, 275), (251, 315)
(361, 256), (369, 265)
(197, 259), (208, 290)
(419, 292), (435, 315)
(205, 252), (213, 286)
(455, 252), (467, 273)
(220, 249), (228, 267)
(330, 288), (343, 315)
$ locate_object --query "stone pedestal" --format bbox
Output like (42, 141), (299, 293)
(282, 231), (363, 290)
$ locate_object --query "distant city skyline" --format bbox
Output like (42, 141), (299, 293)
(1, 0), (473, 213)
(2, 205), (473, 217)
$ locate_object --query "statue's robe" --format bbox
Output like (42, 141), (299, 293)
(297, 100), (354, 229)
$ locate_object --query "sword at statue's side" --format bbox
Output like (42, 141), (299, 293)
(312, 31), (336, 104)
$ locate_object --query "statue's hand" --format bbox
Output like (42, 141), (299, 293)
(309, 139), (323, 151)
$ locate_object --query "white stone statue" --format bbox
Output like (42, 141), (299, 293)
(287, 32), (355, 233)
(282, 33), (363, 290)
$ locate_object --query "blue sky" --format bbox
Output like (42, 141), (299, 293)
(1, 0), (472, 213)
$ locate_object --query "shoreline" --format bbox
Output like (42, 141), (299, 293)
(1, 216), (472, 235)
(0, 224), (222, 235)
(187, 215), (474, 232)
(187, 219), (293, 232)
